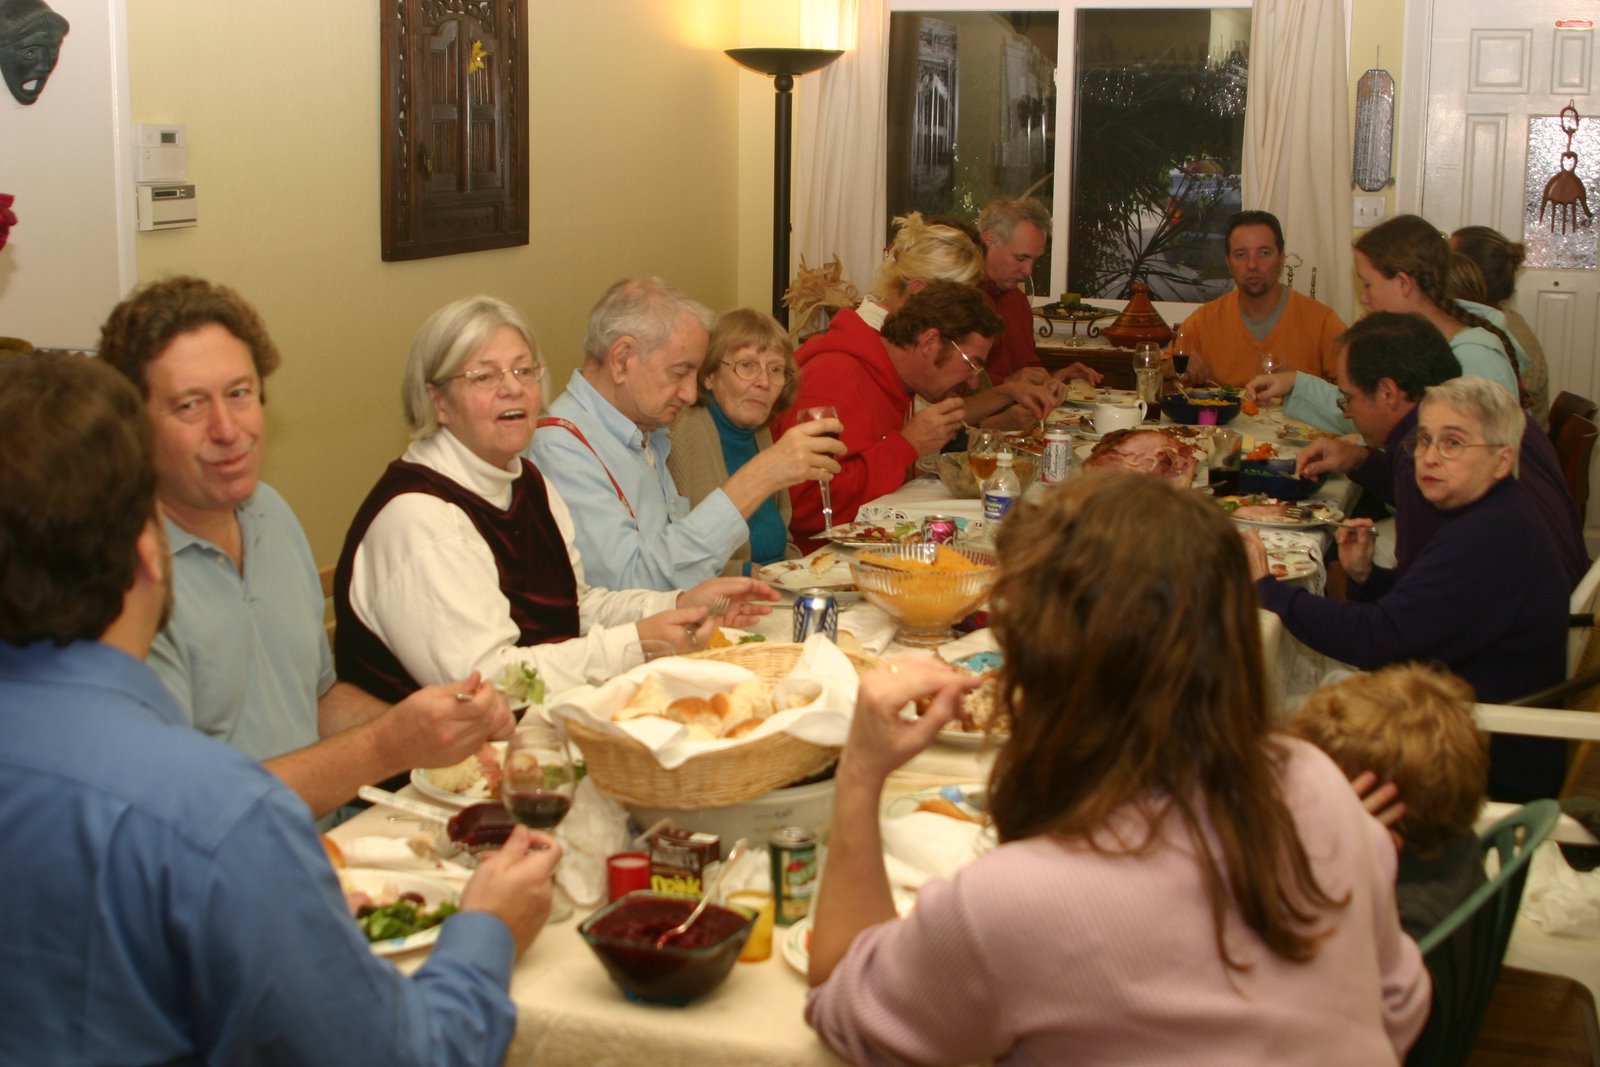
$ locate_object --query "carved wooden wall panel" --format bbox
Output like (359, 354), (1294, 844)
(381, 0), (528, 261)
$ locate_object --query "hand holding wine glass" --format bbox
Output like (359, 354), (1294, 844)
(795, 405), (841, 533)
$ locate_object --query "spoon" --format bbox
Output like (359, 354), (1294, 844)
(654, 838), (749, 947)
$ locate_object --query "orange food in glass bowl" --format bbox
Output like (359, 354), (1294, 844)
(850, 545), (998, 646)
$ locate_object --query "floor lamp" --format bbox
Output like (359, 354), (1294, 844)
(726, 47), (844, 327)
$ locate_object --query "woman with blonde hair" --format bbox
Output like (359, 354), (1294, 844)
(806, 474), (1428, 1065)
(844, 211), (1094, 430)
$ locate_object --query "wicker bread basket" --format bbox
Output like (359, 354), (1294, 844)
(564, 641), (880, 809)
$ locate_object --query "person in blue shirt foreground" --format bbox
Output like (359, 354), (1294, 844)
(0, 351), (561, 1067)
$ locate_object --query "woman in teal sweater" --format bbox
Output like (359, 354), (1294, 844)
(668, 309), (803, 576)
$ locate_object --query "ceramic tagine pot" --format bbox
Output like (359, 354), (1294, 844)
(1099, 281), (1172, 349)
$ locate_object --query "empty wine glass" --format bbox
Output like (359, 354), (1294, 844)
(795, 405), (840, 533)
(1257, 352), (1286, 408)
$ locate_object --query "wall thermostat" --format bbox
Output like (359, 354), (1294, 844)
(135, 124), (187, 184)
(136, 184), (198, 231)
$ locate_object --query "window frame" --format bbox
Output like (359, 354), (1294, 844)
(889, 0), (1252, 298)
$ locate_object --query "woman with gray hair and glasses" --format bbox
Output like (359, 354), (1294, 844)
(1249, 377), (1568, 801)
(332, 296), (775, 704)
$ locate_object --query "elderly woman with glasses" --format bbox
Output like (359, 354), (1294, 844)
(666, 309), (820, 576)
(332, 296), (775, 705)
(1250, 377), (1567, 801)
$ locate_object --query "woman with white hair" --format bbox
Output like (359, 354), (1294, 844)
(332, 296), (774, 701)
(1251, 377), (1568, 800)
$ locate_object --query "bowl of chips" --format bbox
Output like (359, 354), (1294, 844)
(849, 544), (999, 647)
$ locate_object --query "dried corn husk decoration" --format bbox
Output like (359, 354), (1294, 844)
(783, 255), (861, 342)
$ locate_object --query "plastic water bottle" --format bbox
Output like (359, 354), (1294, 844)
(981, 451), (1021, 521)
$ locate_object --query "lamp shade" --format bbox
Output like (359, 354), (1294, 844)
(725, 48), (843, 78)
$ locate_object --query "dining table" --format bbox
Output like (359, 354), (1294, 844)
(331, 406), (1366, 1064)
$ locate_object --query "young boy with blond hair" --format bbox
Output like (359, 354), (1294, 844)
(1293, 663), (1490, 937)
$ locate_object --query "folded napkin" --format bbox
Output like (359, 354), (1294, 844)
(937, 627), (999, 664)
(553, 778), (632, 906)
(548, 634), (859, 770)
(838, 606), (899, 656)
(880, 809), (994, 887)
(340, 836), (474, 881)
(1522, 840), (1600, 938)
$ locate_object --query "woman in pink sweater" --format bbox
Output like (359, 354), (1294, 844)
(806, 474), (1430, 1066)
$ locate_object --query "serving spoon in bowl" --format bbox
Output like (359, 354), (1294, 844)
(654, 838), (749, 947)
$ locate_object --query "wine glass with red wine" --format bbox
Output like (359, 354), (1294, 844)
(502, 721), (577, 831)
(795, 405), (841, 533)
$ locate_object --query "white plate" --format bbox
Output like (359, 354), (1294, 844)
(782, 888), (917, 977)
(411, 741), (507, 809)
(936, 724), (1008, 747)
(1223, 499), (1345, 529)
(884, 783), (988, 820)
(341, 868), (460, 957)
(817, 521), (920, 549)
(1265, 549), (1318, 581)
(757, 555), (862, 604)
(1062, 388), (1141, 410)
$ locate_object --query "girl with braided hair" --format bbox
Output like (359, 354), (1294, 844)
(1353, 215), (1525, 403)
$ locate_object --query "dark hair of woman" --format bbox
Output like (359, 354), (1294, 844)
(1353, 215), (1519, 395)
(986, 473), (1347, 971)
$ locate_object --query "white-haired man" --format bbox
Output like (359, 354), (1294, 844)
(528, 277), (842, 591)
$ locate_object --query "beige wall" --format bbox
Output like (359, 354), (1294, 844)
(129, 1), (744, 564)
(1349, 0), (1407, 224)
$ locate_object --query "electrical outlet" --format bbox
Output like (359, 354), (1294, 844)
(1353, 195), (1386, 229)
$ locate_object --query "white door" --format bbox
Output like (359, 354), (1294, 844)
(1420, 0), (1599, 531)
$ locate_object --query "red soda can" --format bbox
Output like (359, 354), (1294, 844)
(920, 514), (959, 545)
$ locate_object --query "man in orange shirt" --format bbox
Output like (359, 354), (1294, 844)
(1180, 211), (1345, 387)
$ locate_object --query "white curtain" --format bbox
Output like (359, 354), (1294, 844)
(793, 0), (890, 299)
(1242, 0), (1354, 321)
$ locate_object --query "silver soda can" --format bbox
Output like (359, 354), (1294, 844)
(920, 514), (959, 545)
(1041, 428), (1072, 485)
(792, 588), (838, 642)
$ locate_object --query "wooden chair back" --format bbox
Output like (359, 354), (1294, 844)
(1554, 413), (1599, 521)
(1548, 391), (1598, 448)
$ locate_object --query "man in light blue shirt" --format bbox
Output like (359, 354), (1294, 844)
(0, 352), (562, 1066)
(98, 277), (513, 818)
(528, 277), (840, 591)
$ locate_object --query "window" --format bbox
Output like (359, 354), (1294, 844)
(887, 2), (1250, 302)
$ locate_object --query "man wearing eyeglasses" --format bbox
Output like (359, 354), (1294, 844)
(1293, 312), (1586, 586)
(528, 277), (845, 592)
(774, 280), (1005, 549)
(97, 277), (512, 821)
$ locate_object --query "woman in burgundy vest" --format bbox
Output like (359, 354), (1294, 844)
(333, 296), (771, 708)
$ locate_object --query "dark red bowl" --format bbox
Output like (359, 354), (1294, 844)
(578, 892), (754, 1006)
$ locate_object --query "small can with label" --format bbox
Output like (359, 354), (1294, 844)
(792, 589), (838, 643)
(1041, 428), (1073, 485)
(920, 514), (959, 545)
(771, 826), (820, 925)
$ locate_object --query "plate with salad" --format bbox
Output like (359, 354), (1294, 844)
(340, 868), (461, 957)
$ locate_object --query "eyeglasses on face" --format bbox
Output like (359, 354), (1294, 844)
(946, 339), (986, 378)
(441, 363), (544, 391)
(1401, 430), (1504, 460)
(724, 358), (793, 384)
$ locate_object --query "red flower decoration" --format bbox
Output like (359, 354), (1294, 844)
(0, 194), (15, 253)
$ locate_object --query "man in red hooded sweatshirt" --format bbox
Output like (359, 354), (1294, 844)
(775, 281), (1004, 548)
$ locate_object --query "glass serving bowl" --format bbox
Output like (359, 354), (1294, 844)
(579, 892), (754, 1006)
(849, 544), (999, 647)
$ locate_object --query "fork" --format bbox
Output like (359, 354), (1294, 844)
(708, 594), (731, 620)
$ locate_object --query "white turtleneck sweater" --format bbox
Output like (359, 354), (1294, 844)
(346, 429), (677, 696)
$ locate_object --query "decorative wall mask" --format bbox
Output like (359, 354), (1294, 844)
(0, 0), (69, 106)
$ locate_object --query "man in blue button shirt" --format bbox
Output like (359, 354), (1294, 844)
(98, 277), (513, 818)
(0, 352), (562, 1065)
(528, 276), (842, 591)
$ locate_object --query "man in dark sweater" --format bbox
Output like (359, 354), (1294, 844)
(1297, 311), (1589, 587)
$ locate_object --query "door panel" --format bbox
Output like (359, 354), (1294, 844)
(1423, 0), (1599, 536)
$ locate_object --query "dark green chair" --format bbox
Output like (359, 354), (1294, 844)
(1404, 798), (1561, 1067)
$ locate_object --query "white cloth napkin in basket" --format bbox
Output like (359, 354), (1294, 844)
(547, 634), (860, 770)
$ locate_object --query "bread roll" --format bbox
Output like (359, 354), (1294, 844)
(614, 672), (671, 722)
(715, 679), (775, 737)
